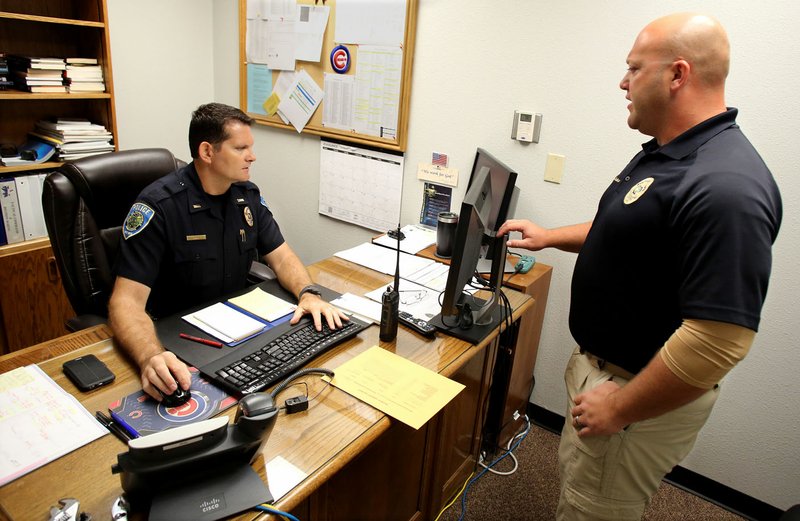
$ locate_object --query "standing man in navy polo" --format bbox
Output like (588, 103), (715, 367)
(109, 102), (347, 402)
(499, 13), (782, 520)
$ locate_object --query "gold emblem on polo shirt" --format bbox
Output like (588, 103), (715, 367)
(243, 206), (254, 227)
(624, 177), (654, 205)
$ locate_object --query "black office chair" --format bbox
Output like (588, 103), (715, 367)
(42, 148), (185, 332)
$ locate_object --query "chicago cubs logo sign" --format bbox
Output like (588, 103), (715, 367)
(330, 45), (351, 74)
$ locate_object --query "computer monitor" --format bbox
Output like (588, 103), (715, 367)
(429, 162), (513, 344)
(467, 148), (519, 273)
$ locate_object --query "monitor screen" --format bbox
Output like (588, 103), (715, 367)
(439, 167), (492, 318)
(467, 148), (518, 233)
(467, 148), (519, 273)
(430, 152), (514, 344)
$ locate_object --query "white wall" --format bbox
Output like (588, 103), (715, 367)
(108, 0), (800, 510)
(108, 0), (215, 159)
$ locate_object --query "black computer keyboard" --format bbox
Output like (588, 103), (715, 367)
(215, 319), (367, 394)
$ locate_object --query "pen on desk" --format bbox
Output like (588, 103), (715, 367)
(179, 333), (223, 348)
(95, 411), (132, 443)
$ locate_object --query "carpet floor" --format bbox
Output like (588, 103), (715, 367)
(437, 422), (745, 521)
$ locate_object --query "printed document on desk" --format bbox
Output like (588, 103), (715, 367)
(327, 346), (464, 430)
(365, 279), (443, 322)
(335, 242), (434, 279)
(0, 364), (107, 486)
(372, 224), (436, 254)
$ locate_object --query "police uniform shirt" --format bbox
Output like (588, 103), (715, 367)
(116, 163), (285, 318)
(569, 108), (782, 375)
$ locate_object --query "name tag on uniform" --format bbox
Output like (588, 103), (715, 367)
(186, 234), (207, 241)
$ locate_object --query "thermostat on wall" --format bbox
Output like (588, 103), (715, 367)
(511, 111), (542, 143)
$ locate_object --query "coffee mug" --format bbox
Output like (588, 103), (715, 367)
(435, 212), (458, 258)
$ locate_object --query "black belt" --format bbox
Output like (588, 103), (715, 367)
(579, 348), (636, 380)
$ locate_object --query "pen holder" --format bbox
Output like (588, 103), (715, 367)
(435, 212), (458, 258)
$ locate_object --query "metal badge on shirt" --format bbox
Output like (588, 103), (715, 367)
(243, 206), (254, 227)
(623, 177), (654, 205)
(123, 202), (155, 240)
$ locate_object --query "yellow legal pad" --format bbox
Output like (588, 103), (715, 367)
(326, 345), (465, 430)
(228, 287), (296, 323)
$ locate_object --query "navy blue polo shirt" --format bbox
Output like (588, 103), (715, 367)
(116, 163), (285, 318)
(569, 108), (782, 375)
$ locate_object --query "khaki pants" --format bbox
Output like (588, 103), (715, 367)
(556, 347), (719, 520)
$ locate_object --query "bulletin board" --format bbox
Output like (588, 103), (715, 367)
(239, 0), (418, 152)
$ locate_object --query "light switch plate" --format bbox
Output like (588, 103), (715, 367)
(544, 153), (565, 184)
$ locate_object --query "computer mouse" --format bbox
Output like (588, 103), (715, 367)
(160, 386), (191, 408)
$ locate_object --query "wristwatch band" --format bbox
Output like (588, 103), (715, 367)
(298, 284), (323, 300)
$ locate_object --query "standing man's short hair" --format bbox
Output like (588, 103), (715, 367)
(188, 103), (254, 159)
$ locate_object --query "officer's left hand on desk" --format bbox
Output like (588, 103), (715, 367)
(290, 294), (349, 331)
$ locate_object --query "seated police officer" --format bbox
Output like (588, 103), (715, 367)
(108, 102), (347, 401)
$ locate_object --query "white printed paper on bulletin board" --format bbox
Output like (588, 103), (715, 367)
(318, 139), (404, 232)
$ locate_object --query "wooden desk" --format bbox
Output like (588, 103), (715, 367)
(0, 256), (532, 521)
(416, 245), (552, 451)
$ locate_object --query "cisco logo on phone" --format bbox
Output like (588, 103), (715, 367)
(198, 496), (225, 514)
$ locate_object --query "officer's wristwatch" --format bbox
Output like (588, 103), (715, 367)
(298, 284), (323, 300)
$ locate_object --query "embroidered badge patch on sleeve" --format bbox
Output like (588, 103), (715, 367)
(123, 202), (155, 240)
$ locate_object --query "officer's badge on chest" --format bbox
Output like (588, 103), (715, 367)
(123, 202), (155, 239)
(624, 177), (655, 205)
(243, 206), (254, 227)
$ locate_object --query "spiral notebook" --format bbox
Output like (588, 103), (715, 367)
(182, 302), (267, 344)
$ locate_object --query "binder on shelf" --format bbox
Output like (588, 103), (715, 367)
(0, 205), (7, 246)
(15, 174), (48, 240)
(0, 178), (24, 244)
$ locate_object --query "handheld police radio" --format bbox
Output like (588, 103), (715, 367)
(379, 225), (401, 341)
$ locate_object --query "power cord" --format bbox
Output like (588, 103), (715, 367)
(433, 471), (475, 521)
(478, 415), (531, 476)
(453, 415), (532, 521)
(270, 367), (334, 415)
(255, 503), (300, 521)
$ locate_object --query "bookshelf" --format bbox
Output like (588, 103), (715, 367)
(0, 0), (118, 353)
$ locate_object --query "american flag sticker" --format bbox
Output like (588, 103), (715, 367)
(432, 152), (448, 167)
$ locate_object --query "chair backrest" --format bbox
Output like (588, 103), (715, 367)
(42, 148), (185, 321)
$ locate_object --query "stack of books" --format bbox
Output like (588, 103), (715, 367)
(0, 53), (11, 90)
(63, 58), (105, 93)
(7, 55), (67, 93)
(31, 118), (114, 161)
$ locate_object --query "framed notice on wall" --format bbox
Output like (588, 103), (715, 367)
(239, 0), (418, 152)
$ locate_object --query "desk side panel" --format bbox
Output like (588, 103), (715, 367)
(307, 421), (429, 521)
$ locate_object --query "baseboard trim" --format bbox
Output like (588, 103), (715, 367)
(526, 403), (784, 521)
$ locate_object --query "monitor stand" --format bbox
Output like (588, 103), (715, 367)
(429, 298), (507, 345)
(432, 234), (510, 344)
(476, 256), (514, 274)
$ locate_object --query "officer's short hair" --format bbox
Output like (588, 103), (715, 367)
(189, 103), (254, 159)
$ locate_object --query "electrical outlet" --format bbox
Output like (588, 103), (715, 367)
(544, 153), (565, 184)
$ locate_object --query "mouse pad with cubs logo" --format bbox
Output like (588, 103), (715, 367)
(108, 367), (238, 438)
